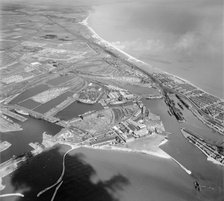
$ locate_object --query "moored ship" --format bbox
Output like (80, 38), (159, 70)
(181, 128), (224, 166)
(14, 109), (29, 116)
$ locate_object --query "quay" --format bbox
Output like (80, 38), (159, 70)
(181, 128), (224, 165)
(44, 97), (77, 117)
(8, 105), (60, 124)
(1, 109), (27, 122)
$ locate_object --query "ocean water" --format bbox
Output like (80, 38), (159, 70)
(2, 146), (221, 201)
(143, 98), (224, 197)
(1, 1), (223, 201)
(1, 98), (224, 200)
(88, 0), (223, 98)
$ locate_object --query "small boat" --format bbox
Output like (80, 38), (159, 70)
(167, 110), (172, 116)
(14, 109), (29, 116)
(178, 103), (184, 110)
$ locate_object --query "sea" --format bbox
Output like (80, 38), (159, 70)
(1, 98), (224, 201)
(1, 1), (224, 201)
(88, 0), (223, 98)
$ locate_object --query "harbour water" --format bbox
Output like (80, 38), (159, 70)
(143, 98), (224, 197)
(9, 84), (49, 105)
(55, 101), (104, 120)
(1, 1), (223, 200)
(1, 145), (223, 201)
(1, 97), (223, 200)
(0, 116), (62, 163)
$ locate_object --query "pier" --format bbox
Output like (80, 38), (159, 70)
(1, 109), (27, 122)
(7, 105), (61, 124)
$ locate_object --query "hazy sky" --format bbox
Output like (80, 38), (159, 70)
(2, 0), (223, 60)
(90, 0), (223, 59)
(1, 0), (223, 96)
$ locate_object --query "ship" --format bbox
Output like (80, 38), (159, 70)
(14, 109), (29, 116)
(177, 102), (184, 110)
(167, 110), (172, 116)
(176, 94), (189, 109)
(164, 93), (185, 123)
(181, 128), (224, 166)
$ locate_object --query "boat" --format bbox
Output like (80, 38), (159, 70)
(178, 118), (185, 123)
(14, 109), (29, 116)
(167, 110), (172, 116)
(176, 94), (189, 108)
(177, 102), (184, 110)
(181, 128), (224, 166)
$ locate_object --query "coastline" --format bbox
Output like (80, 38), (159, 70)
(58, 141), (170, 159)
(82, 15), (223, 101)
(84, 144), (171, 159)
(207, 156), (224, 167)
(78, 15), (206, 175)
(1, 5), (223, 200)
(80, 16), (149, 66)
(81, 144), (192, 175)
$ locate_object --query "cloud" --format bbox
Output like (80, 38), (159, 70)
(107, 0), (223, 60)
(111, 38), (165, 54)
(111, 25), (222, 60)
(174, 32), (196, 51)
(111, 41), (126, 50)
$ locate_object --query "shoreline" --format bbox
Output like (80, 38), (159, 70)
(207, 156), (224, 167)
(82, 15), (223, 101)
(84, 144), (171, 159)
(58, 141), (170, 159)
(81, 144), (192, 175)
(80, 16), (148, 66)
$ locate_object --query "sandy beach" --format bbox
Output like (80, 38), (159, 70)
(81, 15), (223, 101)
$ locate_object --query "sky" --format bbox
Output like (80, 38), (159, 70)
(2, 0), (223, 60)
